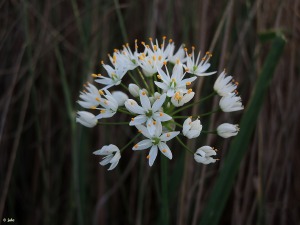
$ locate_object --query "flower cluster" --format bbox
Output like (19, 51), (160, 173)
(76, 37), (243, 170)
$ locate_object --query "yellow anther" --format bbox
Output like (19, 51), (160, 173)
(186, 82), (191, 85)
(185, 68), (189, 72)
(152, 55), (156, 61)
(139, 55), (144, 60)
(126, 43), (129, 47)
(101, 60), (104, 64)
(235, 82), (239, 85)
(162, 149), (167, 153)
(157, 75), (162, 79)
(95, 97), (101, 102)
(146, 155), (150, 159)
(90, 106), (96, 109)
(149, 37), (153, 41)
(104, 100), (108, 105)
(192, 46), (195, 50)
(188, 54), (192, 57)
(206, 51), (210, 55)
(91, 73), (98, 78)
(114, 49), (118, 52)
(167, 133), (170, 137)
(159, 112), (163, 117)
(99, 90), (104, 95)
(138, 130), (142, 133)
(184, 48), (188, 52)
(147, 124), (151, 127)
(131, 118), (135, 121)
(153, 121), (156, 125)
(142, 91), (146, 96)
(141, 41), (145, 45)
(134, 144), (138, 148)
(176, 59), (180, 64)
(172, 78), (176, 82)
(100, 109), (106, 114)
(162, 36), (166, 40)
(187, 89), (193, 94)
(158, 55), (162, 61)
(146, 45), (150, 48)
(153, 45), (158, 51)
(209, 54), (213, 57)
(169, 39), (173, 43)
(202, 57), (206, 61)
(163, 61), (167, 65)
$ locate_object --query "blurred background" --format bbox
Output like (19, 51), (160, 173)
(1, 0), (299, 224)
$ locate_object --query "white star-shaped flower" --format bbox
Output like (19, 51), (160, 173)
(133, 123), (180, 166)
(94, 90), (119, 119)
(125, 91), (172, 135)
(77, 83), (102, 109)
(155, 63), (197, 97)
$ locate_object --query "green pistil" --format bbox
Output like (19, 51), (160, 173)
(145, 110), (153, 117)
(152, 137), (160, 145)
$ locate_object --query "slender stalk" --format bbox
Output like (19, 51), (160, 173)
(128, 71), (141, 86)
(113, 0), (128, 43)
(118, 108), (134, 115)
(120, 133), (141, 153)
(160, 155), (169, 225)
(175, 136), (194, 154)
(120, 82), (129, 92)
(171, 92), (216, 115)
(199, 109), (221, 117)
(137, 69), (150, 90)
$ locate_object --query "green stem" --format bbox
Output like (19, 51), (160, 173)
(175, 136), (194, 154)
(160, 155), (169, 225)
(171, 91), (216, 116)
(120, 82), (129, 92)
(201, 130), (217, 134)
(118, 108), (134, 115)
(199, 109), (221, 117)
(128, 71), (141, 87)
(137, 69), (150, 90)
(113, 0), (128, 43)
(120, 133), (141, 153)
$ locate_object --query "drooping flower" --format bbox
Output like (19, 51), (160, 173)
(184, 48), (216, 76)
(219, 94), (244, 112)
(214, 70), (238, 96)
(155, 63), (197, 97)
(112, 91), (129, 106)
(93, 144), (121, 170)
(95, 90), (119, 119)
(182, 117), (202, 139)
(77, 83), (102, 109)
(217, 123), (239, 138)
(171, 89), (195, 107)
(133, 123), (180, 166)
(76, 111), (98, 128)
(194, 146), (217, 165)
(125, 91), (172, 135)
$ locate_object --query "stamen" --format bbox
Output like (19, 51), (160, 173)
(142, 91), (146, 96)
(95, 97), (101, 102)
(153, 121), (156, 125)
(167, 133), (170, 137)
(186, 82), (191, 85)
(187, 89), (193, 93)
(157, 75), (162, 79)
(134, 144), (138, 148)
(100, 109), (106, 114)
(99, 90), (104, 95)
(159, 112), (163, 117)
(131, 118), (135, 121)
(162, 149), (167, 153)
(90, 106), (96, 109)
(146, 155), (150, 159)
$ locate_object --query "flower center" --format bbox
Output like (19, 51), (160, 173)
(145, 110), (153, 117)
(151, 137), (160, 145)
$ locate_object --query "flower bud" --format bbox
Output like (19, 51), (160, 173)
(128, 83), (140, 97)
(112, 91), (129, 106)
(217, 123), (239, 138)
(76, 111), (97, 128)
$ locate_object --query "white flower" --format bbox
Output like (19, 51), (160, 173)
(171, 89), (195, 107)
(214, 70), (237, 96)
(76, 111), (97, 128)
(95, 63), (127, 89)
(77, 83), (102, 109)
(112, 91), (129, 106)
(165, 42), (187, 64)
(184, 48), (216, 76)
(125, 91), (172, 135)
(95, 90), (119, 119)
(194, 146), (217, 165)
(217, 123), (239, 138)
(93, 144), (121, 170)
(219, 94), (244, 112)
(182, 117), (202, 139)
(155, 63), (197, 97)
(133, 123), (179, 166)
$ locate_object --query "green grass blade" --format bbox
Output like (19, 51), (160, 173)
(199, 33), (286, 225)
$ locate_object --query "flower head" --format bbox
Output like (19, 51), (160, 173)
(194, 146), (217, 165)
(77, 83), (102, 109)
(93, 144), (121, 170)
(76, 111), (98, 128)
(217, 123), (239, 138)
(214, 70), (237, 96)
(219, 94), (244, 112)
(133, 123), (179, 166)
(171, 89), (195, 107)
(182, 117), (202, 139)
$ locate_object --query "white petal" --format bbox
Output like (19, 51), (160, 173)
(158, 142), (172, 159)
(160, 131), (180, 142)
(148, 145), (158, 166)
(132, 139), (153, 150)
(139, 91), (151, 110)
(146, 118), (156, 136)
(152, 93), (167, 112)
(152, 112), (172, 122)
(125, 99), (145, 114)
(154, 81), (169, 91)
(129, 115), (147, 126)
